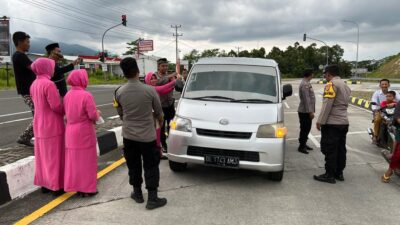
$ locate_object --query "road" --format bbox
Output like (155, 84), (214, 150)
(1, 81), (400, 225)
(0, 85), (119, 149)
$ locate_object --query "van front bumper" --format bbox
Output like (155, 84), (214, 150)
(167, 129), (285, 172)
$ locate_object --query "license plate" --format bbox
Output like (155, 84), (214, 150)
(204, 155), (239, 168)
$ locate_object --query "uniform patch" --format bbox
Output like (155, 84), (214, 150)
(324, 82), (336, 98)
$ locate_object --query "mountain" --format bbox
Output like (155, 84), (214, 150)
(28, 37), (98, 56)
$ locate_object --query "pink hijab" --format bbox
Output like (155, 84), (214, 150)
(67, 69), (89, 89)
(145, 72), (155, 85)
(31, 58), (55, 79)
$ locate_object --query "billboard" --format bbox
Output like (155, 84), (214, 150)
(0, 18), (10, 62)
(138, 40), (153, 52)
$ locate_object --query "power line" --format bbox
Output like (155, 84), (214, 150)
(88, 0), (181, 26)
(18, 0), (166, 38)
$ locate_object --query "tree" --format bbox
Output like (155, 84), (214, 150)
(123, 39), (142, 55)
(200, 48), (220, 58)
(183, 49), (201, 67)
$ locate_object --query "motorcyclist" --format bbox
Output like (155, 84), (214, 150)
(371, 79), (400, 144)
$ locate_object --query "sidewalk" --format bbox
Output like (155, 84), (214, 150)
(0, 117), (123, 206)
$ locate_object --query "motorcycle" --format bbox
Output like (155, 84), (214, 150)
(367, 104), (396, 152)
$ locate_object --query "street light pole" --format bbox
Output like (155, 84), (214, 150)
(342, 20), (359, 77)
(303, 33), (329, 66)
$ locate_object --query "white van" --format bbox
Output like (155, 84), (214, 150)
(167, 57), (292, 181)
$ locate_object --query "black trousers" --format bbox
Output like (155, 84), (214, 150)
(298, 112), (312, 147)
(320, 124), (349, 176)
(123, 138), (160, 191)
(161, 102), (176, 149)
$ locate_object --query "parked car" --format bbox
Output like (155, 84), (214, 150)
(167, 57), (292, 181)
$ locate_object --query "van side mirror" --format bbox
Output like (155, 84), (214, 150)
(282, 84), (292, 100)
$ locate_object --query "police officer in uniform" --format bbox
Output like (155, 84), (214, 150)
(314, 65), (351, 184)
(298, 69), (316, 154)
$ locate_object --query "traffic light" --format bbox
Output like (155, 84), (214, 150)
(122, 15), (127, 26)
(303, 33), (307, 41)
(99, 52), (105, 62)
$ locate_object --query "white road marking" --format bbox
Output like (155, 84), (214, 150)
(107, 115), (120, 119)
(294, 93), (299, 97)
(0, 97), (21, 100)
(0, 117), (32, 125)
(312, 131), (368, 138)
(308, 132), (381, 159)
(284, 102), (290, 109)
(0, 111), (31, 118)
(308, 133), (321, 148)
(286, 138), (298, 141)
(97, 103), (113, 107)
(346, 145), (382, 159)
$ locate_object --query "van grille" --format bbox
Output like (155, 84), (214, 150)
(196, 128), (252, 139)
(187, 146), (260, 162)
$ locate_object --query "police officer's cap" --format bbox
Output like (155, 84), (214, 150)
(45, 43), (60, 53)
(323, 64), (339, 76)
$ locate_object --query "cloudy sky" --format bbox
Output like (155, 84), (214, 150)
(3, 0), (400, 62)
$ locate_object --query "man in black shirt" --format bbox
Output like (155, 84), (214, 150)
(46, 43), (81, 97)
(12, 31), (35, 147)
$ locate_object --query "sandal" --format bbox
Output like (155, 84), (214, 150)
(381, 174), (391, 183)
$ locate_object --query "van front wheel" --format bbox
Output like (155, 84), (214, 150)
(268, 170), (284, 181)
(169, 161), (187, 172)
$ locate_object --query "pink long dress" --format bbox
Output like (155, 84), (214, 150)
(63, 69), (99, 193)
(30, 58), (65, 191)
(144, 72), (175, 148)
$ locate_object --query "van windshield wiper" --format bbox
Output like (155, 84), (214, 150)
(186, 96), (235, 101)
(231, 99), (274, 103)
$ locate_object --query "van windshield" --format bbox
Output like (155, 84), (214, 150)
(183, 65), (278, 103)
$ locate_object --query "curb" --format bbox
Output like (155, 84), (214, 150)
(349, 96), (372, 110)
(0, 126), (122, 206)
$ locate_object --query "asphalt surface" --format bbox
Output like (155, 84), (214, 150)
(0, 85), (119, 149)
(1, 80), (400, 225)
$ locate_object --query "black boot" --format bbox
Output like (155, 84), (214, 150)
(131, 187), (144, 203)
(313, 173), (336, 184)
(298, 145), (309, 154)
(146, 190), (167, 210)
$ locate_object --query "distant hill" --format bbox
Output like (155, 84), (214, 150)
(369, 53), (400, 78)
(28, 37), (98, 56)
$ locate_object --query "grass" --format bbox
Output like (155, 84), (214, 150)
(351, 90), (374, 100)
(367, 53), (400, 79)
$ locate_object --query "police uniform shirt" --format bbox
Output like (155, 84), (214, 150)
(317, 76), (351, 125)
(298, 78), (316, 113)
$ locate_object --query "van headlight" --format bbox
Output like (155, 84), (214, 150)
(170, 116), (192, 132)
(256, 123), (287, 138)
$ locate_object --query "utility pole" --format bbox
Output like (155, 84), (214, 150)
(235, 46), (242, 57)
(171, 25), (183, 73)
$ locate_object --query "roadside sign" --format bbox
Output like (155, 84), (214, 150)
(319, 65), (324, 70)
(101, 64), (108, 72)
(351, 68), (368, 74)
(0, 18), (11, 62)
(138, 40), (153, 51)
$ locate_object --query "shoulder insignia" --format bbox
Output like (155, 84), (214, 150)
(323, 82), (336, 98)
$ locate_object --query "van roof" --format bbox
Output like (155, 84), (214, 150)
(195, 57), (278, 67)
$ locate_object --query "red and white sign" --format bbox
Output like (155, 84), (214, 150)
(138, 40), (153, 52)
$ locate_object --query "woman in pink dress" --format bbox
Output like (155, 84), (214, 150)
(30, 58), (65, 194)
(63, 69), (100, 197)
(144, 72), (176, 158)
